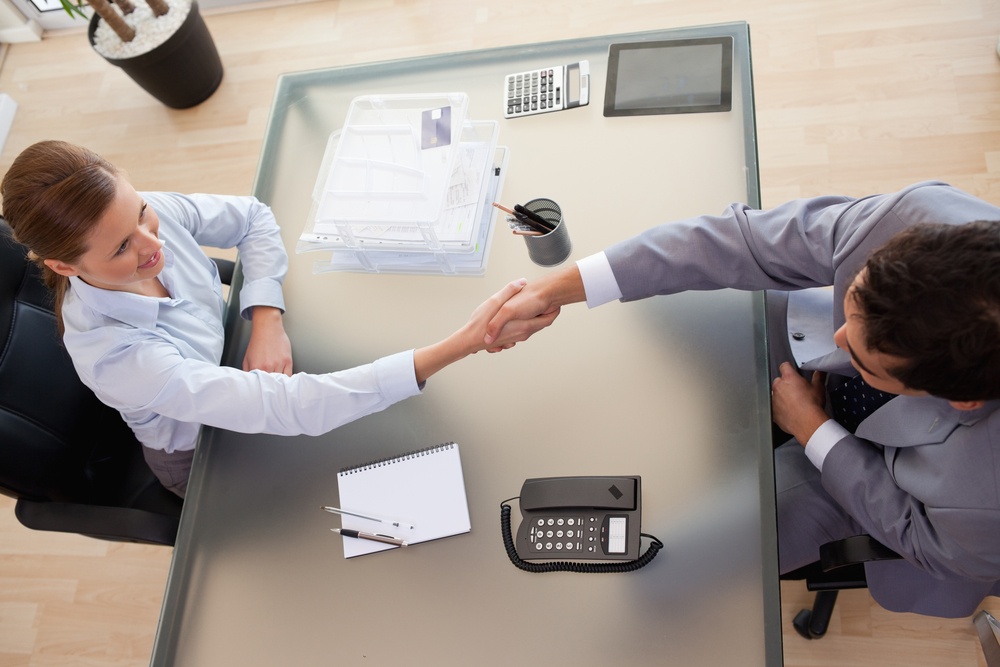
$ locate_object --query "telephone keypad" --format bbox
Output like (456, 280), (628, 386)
(528, 514), (588, 555)
(523, 513), (628, 558)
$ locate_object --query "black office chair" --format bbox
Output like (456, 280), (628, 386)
(0, 219), (233, 546)
(781, 534), (901, 639)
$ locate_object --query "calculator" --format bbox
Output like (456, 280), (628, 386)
(503, 60), (590, 119)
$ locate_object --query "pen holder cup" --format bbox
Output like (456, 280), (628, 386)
(521, 198), (572, 266)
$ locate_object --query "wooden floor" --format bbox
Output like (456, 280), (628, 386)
(0, 0), (999, 664)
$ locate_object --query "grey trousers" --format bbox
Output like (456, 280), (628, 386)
(774, 441), (865, 573)
(142, 446), (195, 498)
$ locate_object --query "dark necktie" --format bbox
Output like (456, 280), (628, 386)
(829, 375), (897, 433)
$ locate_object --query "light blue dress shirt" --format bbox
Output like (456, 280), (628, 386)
(62, 191), (420, 454)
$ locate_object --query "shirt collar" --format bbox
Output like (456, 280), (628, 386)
(68, 245), (175, 329)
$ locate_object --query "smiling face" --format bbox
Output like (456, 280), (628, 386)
(833, 271), (926, 397)
(43, 175), (165, 295)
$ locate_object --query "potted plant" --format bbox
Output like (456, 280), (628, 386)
(61, 0), (223, 109)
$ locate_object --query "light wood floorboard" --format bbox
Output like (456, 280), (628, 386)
(1, 1), (999, 664)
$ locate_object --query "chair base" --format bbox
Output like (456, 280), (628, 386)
(793, 590), (839, 639)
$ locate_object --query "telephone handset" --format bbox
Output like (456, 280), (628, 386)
(500, 476), (664, 573)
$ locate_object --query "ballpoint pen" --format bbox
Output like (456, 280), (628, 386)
(513, 203), (557, 231)
(332, 528), (408, 547)
(492, 202), (551, 235)
(321, 506), (415, 530)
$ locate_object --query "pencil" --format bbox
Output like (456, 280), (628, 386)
(494, 201), (551, 235)
(514, 204), (556, 231)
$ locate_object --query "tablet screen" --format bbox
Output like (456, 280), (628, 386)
(604, 37), (733, 116)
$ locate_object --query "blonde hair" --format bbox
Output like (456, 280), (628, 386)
(1, 140), (120, 333)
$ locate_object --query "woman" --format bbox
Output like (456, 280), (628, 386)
(1, 140), (549, 497)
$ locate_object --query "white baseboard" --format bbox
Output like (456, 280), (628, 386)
(0, 18), (41, 42)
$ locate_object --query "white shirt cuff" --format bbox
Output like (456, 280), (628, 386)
(804, 419), (850, 470)
(374, 350), (423, 399)
(577, 252), (622, 308)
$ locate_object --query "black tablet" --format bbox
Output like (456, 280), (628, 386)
(604, 37), (733, 117)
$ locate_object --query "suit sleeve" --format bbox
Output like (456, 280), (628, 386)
(603, 183), (958, 302)
(822, 434), (1000, 581)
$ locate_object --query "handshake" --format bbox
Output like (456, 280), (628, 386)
(474, 265), (587, 353)
(414, 266), (587, 384)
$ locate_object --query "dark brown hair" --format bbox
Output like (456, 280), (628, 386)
(1, 140), (120, 333)
(853, 220), (1000, 401)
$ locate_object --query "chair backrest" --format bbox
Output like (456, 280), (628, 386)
(0, 219), (172, 508)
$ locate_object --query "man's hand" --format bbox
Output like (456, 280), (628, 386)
(483, 266), (586, 347)
(771, 362), (829, 445)
(468, 278), (557, 353)
(412, 279), (559, 384)
(243, 306), (293, 376)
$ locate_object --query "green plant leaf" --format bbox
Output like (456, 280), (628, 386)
(59, 0), (89, 19)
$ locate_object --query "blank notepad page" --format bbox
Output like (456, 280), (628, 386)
(335, 442), (471, 558)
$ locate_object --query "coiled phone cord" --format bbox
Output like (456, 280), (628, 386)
(500, 502), (664, 573)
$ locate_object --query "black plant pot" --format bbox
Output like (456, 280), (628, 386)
(88, 1), (223, 109)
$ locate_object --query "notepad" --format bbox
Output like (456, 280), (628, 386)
(335, 442), (471, 558)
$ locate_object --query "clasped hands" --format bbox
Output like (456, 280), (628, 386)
(475, 277), (563, 353)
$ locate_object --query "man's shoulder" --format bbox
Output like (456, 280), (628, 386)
(893, 181), (1000, 221)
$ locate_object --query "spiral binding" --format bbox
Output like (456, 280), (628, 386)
(338, 441), (456, 475)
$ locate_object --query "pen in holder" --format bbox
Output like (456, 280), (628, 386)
(518, 198), (572, 266)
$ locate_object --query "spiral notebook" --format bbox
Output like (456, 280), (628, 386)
(335, 442), (471, 558)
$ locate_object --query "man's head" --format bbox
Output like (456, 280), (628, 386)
(838, 220), (1000, 405)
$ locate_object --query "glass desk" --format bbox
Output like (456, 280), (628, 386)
(152, 22), (781, 666)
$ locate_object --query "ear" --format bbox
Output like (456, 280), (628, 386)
(948, 399), (985, 411)
(42, 258), (78, 278)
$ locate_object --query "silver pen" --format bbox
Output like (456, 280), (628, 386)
(321, 506), (415, 530)
(331, 528), (407, 547)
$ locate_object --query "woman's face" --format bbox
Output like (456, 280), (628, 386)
(44, 175), (164, 294)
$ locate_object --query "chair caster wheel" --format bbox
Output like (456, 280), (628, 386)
(793, 609), (826, 639)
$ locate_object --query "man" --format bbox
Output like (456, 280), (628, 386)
(484, 181), (1000, 617)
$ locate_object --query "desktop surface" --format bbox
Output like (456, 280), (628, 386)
(152, 22), (780, 666)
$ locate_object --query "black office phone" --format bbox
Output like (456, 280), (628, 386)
(500, 476), (663, 573)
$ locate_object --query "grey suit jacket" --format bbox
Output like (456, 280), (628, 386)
(604, 181), (1000, 616)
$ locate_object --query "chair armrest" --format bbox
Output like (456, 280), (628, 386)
(15, 498), (179, 546)
(211, 257), (235, 286)
(820, 534), (901, 572)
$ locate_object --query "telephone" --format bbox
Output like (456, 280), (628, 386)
(500, 476), (664, 573)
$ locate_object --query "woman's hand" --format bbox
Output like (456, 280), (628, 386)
(412, 279), (558, 384)
(243, 306), (293, 376)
